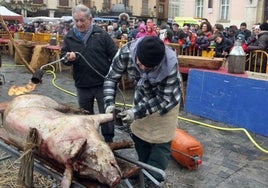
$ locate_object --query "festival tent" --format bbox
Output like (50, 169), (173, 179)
(0, 6), (23, 23)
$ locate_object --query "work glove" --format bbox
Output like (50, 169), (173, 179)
(105, 105), (115, 114)
(117, 109), (135, 125)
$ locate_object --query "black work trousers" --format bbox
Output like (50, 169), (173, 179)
(132, 134), (171, 182)
(77, 86), (114, 142)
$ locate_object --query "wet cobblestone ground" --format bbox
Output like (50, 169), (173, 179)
(0, 55), (268, 188)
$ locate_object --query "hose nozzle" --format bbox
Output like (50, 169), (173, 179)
(31, 69), (45, 84)
(30, 56), (66, 84)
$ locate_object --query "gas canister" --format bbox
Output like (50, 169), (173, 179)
(171, 128), (203, 170)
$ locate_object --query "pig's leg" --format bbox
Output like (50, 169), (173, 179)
(61, 164), (73, 188)
(0, 101), (9, 113)
(87, 114), (114, 130)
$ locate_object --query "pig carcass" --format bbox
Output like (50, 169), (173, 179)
(2, 94), (121, 187)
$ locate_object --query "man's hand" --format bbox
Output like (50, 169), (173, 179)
(117, 109), (135, 125)
(105, 105), (115, 114)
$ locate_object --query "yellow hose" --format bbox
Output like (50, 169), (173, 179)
(46, 69), (77, 97)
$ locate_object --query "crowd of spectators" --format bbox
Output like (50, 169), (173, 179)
(97, 17), (268, 57)
(99, 16), (268, 72)
(1, 15), (268, 72)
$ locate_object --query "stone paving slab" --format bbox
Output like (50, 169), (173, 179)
(0, 55), (268, 188)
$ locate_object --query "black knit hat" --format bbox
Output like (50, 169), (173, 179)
(136, 36), (165, 68)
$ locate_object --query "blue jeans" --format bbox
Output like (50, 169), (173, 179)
(77, 86), (114, 142)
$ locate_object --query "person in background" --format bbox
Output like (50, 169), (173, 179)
(60, 4), (117, 142)
(146, 18), (153, 25)
(178, 25), (195, 50)
(128, 21), (140, 41)
(159, 25), (173, 44)
(118, 12), (130, 27)
(247, 22), (268, 52)
(214, 32), (233, 58)
(171, 22), (183, 43)
(195, 30), (210, 50)
(247, 24), (260, 47)
(210, 23), (225, 41)
(225, 27), (237, 44)
(146, 22), (157, 36)
(115, 23), (130, 39)
(235, 33), (248, 53)
(136, 23), (147, 39)
(247, 22), (268, 73)
(104, 36), (181, 187)
(200, 21), (213, 39)
(111, 22), (120, 39)
(236, 22), (251, 43)
(107, 24), (116, 38)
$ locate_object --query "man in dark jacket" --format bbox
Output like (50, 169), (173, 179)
(60, 4), (117, 142)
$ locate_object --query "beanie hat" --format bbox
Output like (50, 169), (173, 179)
(136, 36), (165, 67)
(260, 22), (268, 31)
(237, 33), (245, 42)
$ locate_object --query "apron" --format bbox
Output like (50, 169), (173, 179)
(130, 105), (179, 143)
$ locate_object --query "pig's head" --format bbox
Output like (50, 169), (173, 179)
(73, 141), (122, 187)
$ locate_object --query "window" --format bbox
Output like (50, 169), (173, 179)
(195, 0), (203, 18)
(208, 0), (213, 8)
(59, 0), (69, 7)
(169, 0), (180, 18)
(103, 0), (110, 9)
(123, 0), (129, 6)
(141, 0), (149, 15)
(33, 0), (43, 4)
(220, 0), (229, 20)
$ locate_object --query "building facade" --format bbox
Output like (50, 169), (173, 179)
(168, 0), (267, 28)
(0, 0), (267, 28)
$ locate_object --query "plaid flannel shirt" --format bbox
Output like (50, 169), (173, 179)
(104, 42), (181, 119)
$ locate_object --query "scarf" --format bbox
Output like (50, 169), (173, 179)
(73, 23), (93, 44)
(129, 38), (177, 86)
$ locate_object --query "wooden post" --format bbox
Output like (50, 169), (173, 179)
(0, 15), (34, 74)
(18, 128), (38, 188)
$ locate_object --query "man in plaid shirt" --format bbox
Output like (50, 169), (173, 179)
(104, 36), (181, 184)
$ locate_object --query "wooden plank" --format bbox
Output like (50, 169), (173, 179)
(178, 55), (224, 70)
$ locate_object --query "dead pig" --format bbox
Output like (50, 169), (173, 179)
(2, 94), (121, 187)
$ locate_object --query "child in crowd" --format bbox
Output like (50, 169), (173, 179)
(135, 23), (147, 39)
(146, 22), (157, 36)
(195, 30), (210, 50)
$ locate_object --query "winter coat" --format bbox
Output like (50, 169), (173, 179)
(247, 31), (268, 52)
(61, 25), (117, 88)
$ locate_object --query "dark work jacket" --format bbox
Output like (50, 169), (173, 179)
(61, 25), (117, 88)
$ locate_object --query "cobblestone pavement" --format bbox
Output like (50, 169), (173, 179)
(0, 55), (268, 188)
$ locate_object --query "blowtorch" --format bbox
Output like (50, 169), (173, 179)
(31, 55), (67, 84)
